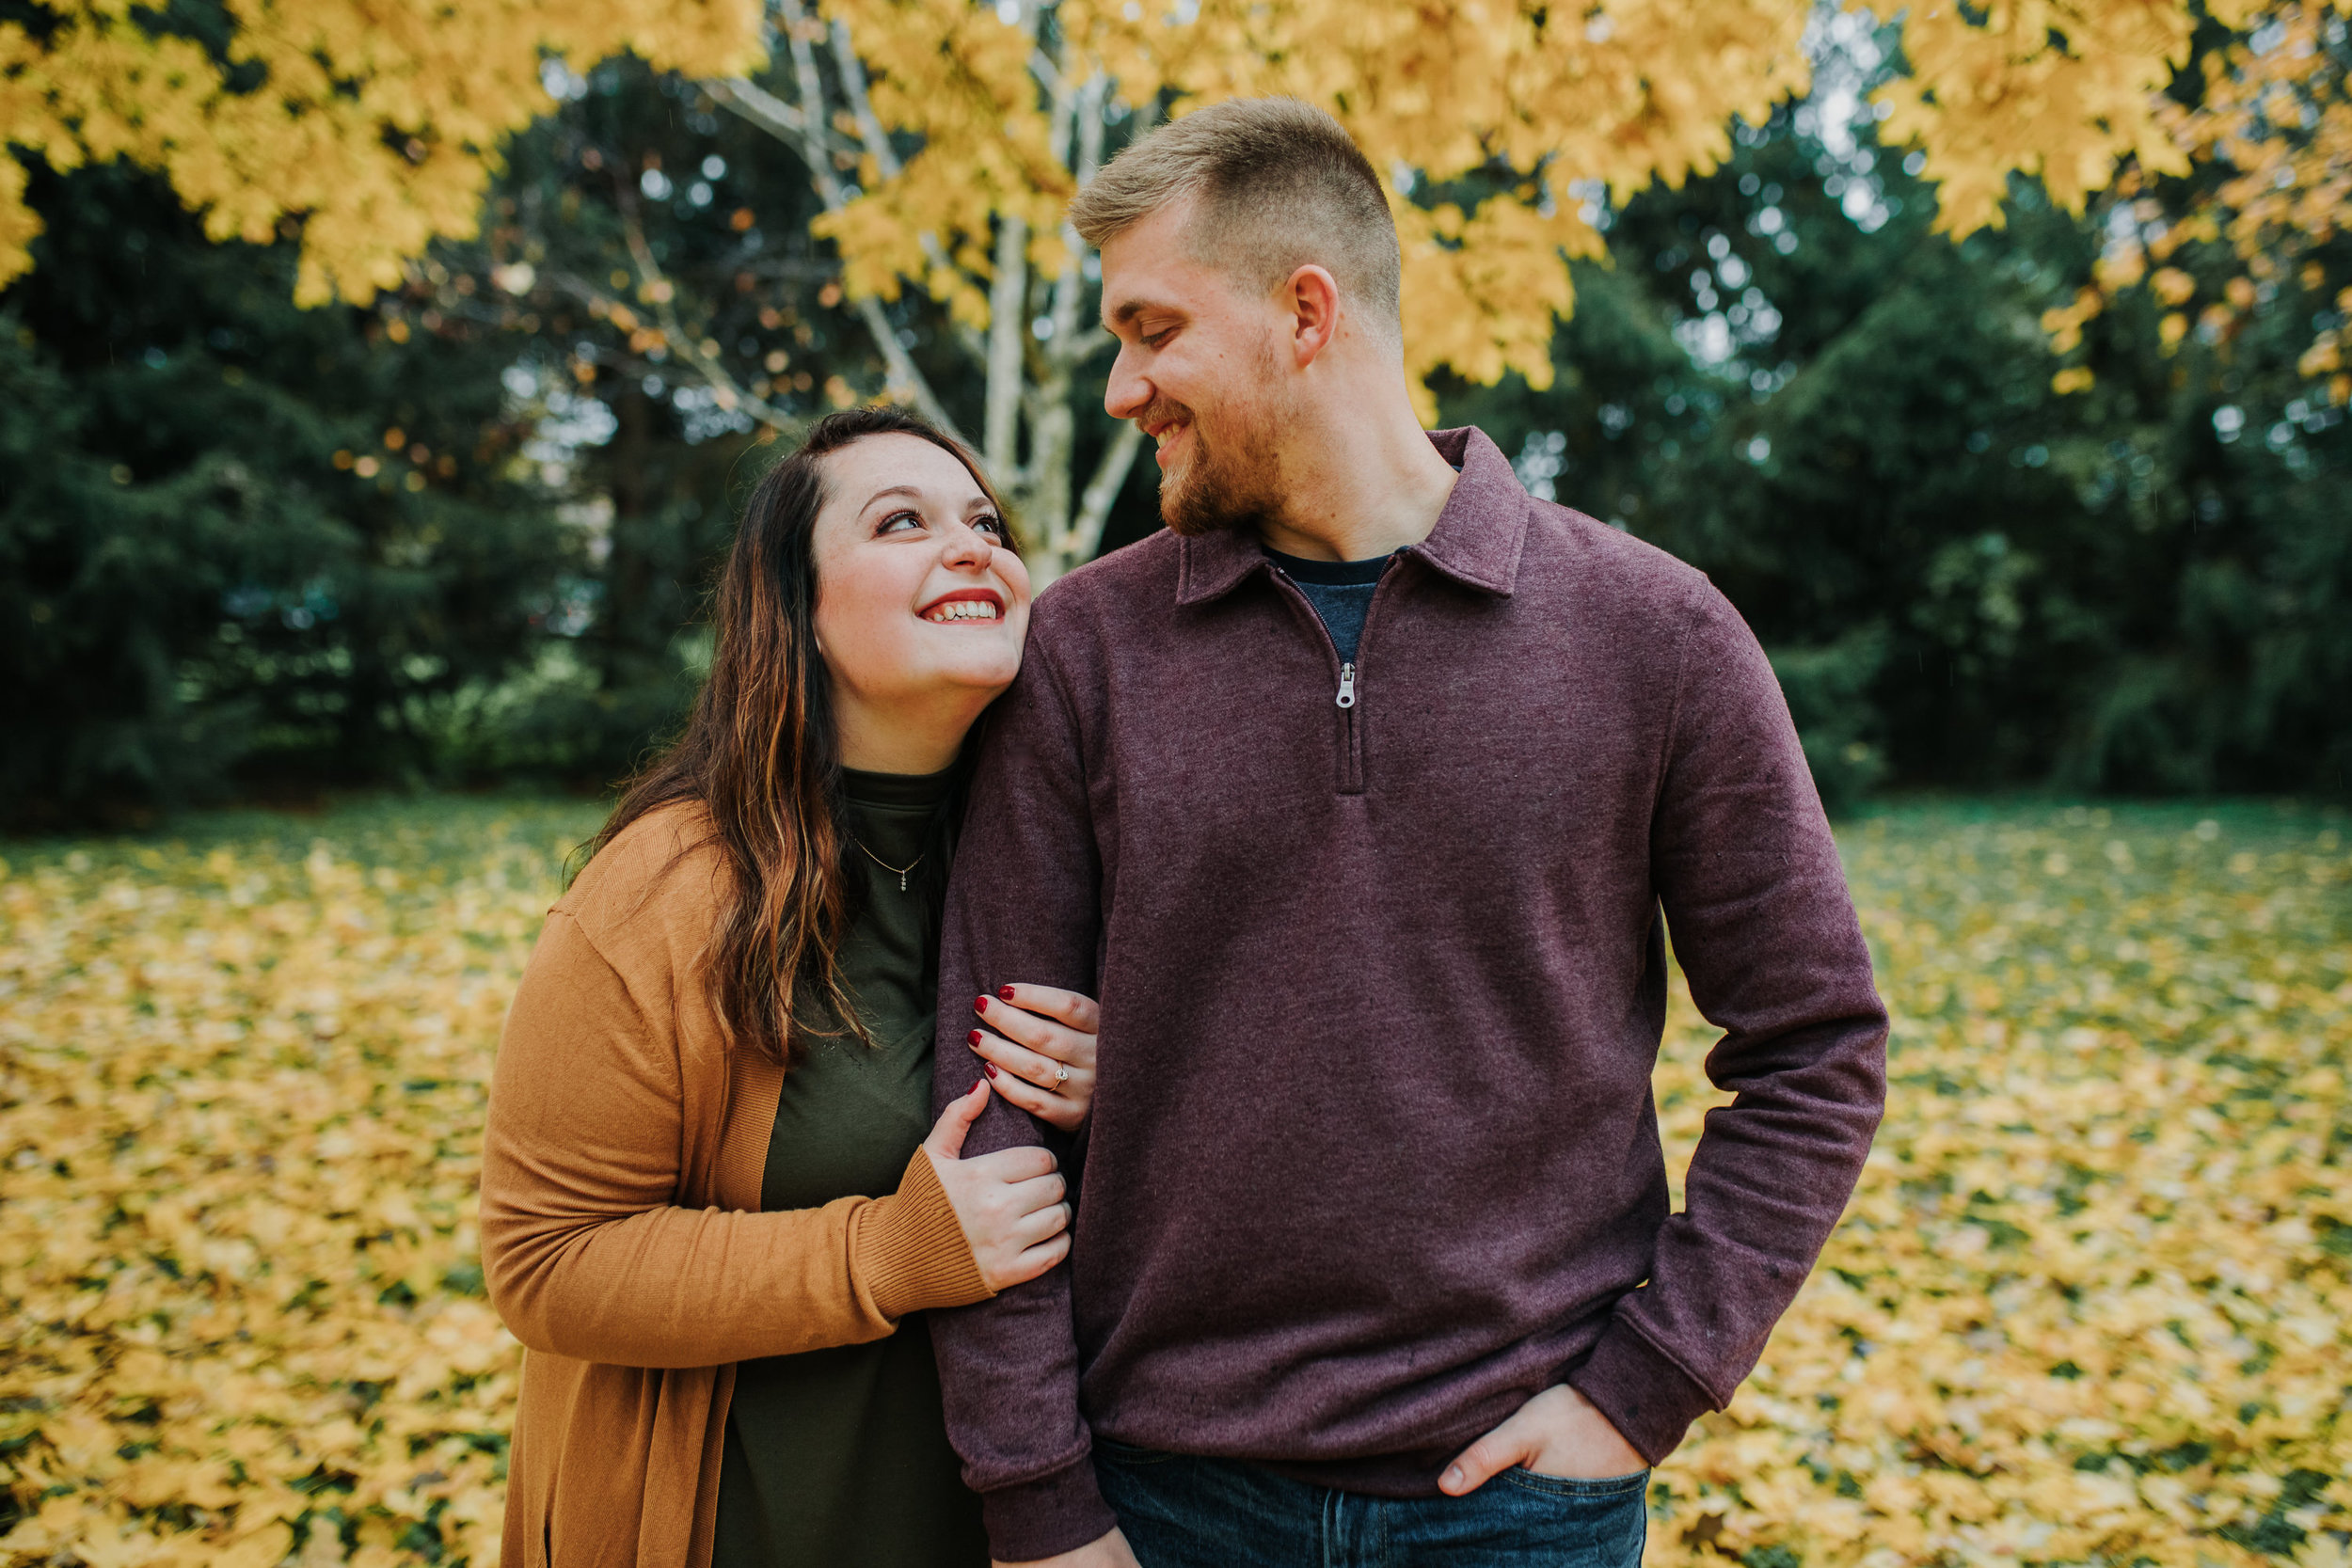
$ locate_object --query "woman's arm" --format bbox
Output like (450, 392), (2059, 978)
(480, 911), (1004, 1368)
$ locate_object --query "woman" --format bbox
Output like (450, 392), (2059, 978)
(480, 407), (1100, 1568)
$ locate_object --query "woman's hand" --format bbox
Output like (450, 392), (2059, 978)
(967, 985), (1100, 1132)
(923, 1080), (1071, 1291)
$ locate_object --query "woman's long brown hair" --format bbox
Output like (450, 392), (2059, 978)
(581, 406), (1009, 1065)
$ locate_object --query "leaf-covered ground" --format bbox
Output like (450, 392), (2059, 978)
(2, 798), (2347, 1567)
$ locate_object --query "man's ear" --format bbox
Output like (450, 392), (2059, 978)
(1284, 264), (1342, 368)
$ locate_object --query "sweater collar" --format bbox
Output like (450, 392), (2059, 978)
(1174, 426), (1529, 606)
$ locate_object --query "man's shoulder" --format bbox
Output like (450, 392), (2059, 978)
(1025, 529), (1184, 638)
(1522, 498), (1713, 617)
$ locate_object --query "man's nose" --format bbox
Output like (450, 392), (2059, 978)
(1104, 346), (1150, 420)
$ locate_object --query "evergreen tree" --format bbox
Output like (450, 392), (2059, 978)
(0, 163), (570, 824)
(1442, 75), (2348, 805)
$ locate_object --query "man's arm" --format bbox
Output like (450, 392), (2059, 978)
(1565, 579), (1890, 1464)
(930, 641), (1123, 1561)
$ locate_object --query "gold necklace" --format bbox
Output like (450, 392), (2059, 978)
(854, 839), (923, 892)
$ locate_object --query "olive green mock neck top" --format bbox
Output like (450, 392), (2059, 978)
(712, 766), (987, 1568)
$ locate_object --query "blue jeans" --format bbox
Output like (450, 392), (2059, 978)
(1093, 1438), (1649, 1568)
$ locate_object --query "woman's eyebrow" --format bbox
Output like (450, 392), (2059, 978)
(861, 484), (929, 514)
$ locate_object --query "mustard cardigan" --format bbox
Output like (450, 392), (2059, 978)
(480, 803), (990, 1568)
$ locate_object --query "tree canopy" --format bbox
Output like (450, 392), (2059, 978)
(8, 0), (2345, 578)
(6, 0), (2347, 819)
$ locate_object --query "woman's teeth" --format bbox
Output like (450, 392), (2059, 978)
(925, 600), (1001, 623)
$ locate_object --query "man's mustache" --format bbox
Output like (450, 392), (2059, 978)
(1135, 400), (1194, 443)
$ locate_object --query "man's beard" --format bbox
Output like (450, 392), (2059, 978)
(1146, 398), (1285, 538)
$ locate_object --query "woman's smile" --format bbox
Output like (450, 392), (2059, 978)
(920, 587), (1007, 624)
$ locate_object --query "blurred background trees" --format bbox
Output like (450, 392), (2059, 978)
(2, 0), (2345, 824)
(0, 161), (573, 820)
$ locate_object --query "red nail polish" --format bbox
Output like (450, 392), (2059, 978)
(975, 994), (991, 1012)
(997, 986), (1016, 1002)
(968, 1030), (984, 1047)
(983, 1062), (999, 1079)
(973, 1078), (986, 1095)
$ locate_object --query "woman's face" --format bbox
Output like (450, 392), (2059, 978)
(810, 432), (1033, 729)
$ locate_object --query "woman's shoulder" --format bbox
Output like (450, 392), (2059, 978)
(554, 800), (732, 961)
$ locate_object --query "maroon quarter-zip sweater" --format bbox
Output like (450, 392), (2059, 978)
(930, 427), (1888, 1560)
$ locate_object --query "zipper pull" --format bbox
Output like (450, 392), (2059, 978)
(1336, 662), (1357, 708)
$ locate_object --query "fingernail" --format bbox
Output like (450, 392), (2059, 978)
(973, 1078), (985, 1094)
(975, 994), (991, 1012)
(968, 1030), (984, 1047)
(984, 1062), (999, 1079)
(997, 985), (1016, 1001)
(1442, 1466), (1462, 1490)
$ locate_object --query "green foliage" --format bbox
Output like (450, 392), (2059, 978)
(0, 163), (574, 825)
(420, 59), (853, 784)
(1769, 627), (1889, 816)
(1442, 96), (2349, 807)
(5, 54), (2342, 818)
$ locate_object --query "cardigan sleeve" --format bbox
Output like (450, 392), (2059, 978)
(480, 910), (990, 1369)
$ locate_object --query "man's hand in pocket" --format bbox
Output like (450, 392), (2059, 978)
(1439, 1384), (1647, 1494)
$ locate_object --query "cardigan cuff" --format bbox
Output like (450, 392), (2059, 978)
(1566, 1316), (1722, 1465)
(852, 1148), (992, 1321)
(980, 1456), (1120, 1563)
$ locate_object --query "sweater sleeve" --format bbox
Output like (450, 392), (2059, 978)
(480, 911), (990, 1369)
(925, 646), (1120, 1562)
(1567, 580), (1889, 1463)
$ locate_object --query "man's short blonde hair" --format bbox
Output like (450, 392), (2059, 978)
(1071, 97), (1400, 334)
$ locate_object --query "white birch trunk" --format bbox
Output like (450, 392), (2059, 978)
(703, 3), (1147, 586)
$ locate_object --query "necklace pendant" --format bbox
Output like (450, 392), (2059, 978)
(898, 871), (909, 892)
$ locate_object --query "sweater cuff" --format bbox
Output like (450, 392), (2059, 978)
(1567, 1317), (1721, 1465)
(980, 1457), (1120, 1563)
(851, 1148), (993, 1321)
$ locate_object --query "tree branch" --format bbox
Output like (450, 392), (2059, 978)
(829, 24), (903, 181)
(829, 19), (987, 368)
(768, 0), (971, 446)
(553, 218), (806, 438)
(1045, 72), (1107, 373)
(1073, 420), (1146, 561)
(703, 75), (859, 160)
(1030, 47), (1073, 119)
(983, 214), (1030, 478)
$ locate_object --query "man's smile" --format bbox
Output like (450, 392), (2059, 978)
(1151, 420), (1192, 468)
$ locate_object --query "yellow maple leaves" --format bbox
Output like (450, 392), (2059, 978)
(3, 0), (2322, 385)
(2016, 1), (2352, 400)
(1648, 805), (2352, 1565)
(815, 0), (1811, 415)
(0, 809), (580, 1565)
(5, 799), (2348, 1565)
(1864, 0), (2256, 238)
(2, 0), (765, 300)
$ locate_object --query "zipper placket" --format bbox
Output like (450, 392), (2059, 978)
(1273, 562), (1398, 796)
(1333, 658), (1361, 795)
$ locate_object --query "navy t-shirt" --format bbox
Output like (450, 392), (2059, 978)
(1265, 546), (1397, 665)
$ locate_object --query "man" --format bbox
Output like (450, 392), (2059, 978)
(932, 97), (1887, 1568)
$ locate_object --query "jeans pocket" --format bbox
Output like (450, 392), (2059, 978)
(1500, 1466), (1651, 1500)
